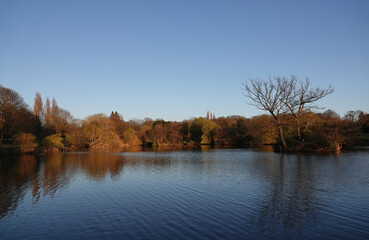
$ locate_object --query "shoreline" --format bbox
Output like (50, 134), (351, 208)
(1, 143), (368, 156)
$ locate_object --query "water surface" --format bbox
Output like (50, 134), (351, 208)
(1, 148), (369, 239)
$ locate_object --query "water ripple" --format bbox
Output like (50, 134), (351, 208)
(1, 150), (369, 239)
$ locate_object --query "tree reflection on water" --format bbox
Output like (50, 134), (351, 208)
(0, 152), (125, 216)
(0, 148), (367, 240)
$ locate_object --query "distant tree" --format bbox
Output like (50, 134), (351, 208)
(145, 119), (182, 146)
(309, 111), (359, 150)
(123, 128), (142, 146)
(147, 120), (169, 146)
(83, 114), (122, 148)
(249, 114), (278, 145)
(358, 112), (369, 133)
(40, 97), (74, 134)
(213, 116), (240, 145)
(167, 121), (184, 144)
(57, 108), (74, 133)
(64, 119), (87, 149)
(344, 110), (362, 122)
(109, 111), (127, 138)
(189, 120), (202, 142)
(129, 119), (144, 131)
(322, 109), (340, 119)
(235, 117), (252, 145)
(189, 117), (217, 145)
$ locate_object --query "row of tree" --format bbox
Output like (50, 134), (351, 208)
(1, 81), (368, 153)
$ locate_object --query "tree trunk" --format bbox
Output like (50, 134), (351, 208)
(272, 115), (287, 150)
(296, 117), (301, 140)
(278, 125), (287, 150)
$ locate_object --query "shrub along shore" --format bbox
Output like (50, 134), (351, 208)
(1, 84), (368, 155)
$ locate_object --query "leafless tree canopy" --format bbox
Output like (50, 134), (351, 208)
(243, 76), (334, 148)
(243, 76), (333, 116)
(243, 77), (293, 148)
(243, 78), (284, 116)
(286, 77), (334, 114)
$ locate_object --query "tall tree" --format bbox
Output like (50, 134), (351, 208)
(281, 77), (333, 140)
(51, 98), (60, 132)
(83, 114), (122, 148)
(33, 92), (43, 122)
(109, 111), (126, 138)
(1, 86), (25, 143)
(0, 86), (35, 143)
(243, 77), (289, 149)
(45, 97), (51, 127)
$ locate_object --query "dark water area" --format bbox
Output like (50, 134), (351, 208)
(1, 147), (369, 240)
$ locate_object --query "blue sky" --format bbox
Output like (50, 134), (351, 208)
(1, 0), (368, 121)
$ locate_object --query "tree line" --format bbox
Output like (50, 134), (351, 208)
(1, 79), (368, 153)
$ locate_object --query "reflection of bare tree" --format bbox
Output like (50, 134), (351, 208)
(251, 153), (318, 236)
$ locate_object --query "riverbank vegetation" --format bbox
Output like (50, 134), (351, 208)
(242, 76), (364, 151)
(1, 81), (368, 154)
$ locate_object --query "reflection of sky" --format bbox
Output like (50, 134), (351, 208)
(0, 150), (369, 239)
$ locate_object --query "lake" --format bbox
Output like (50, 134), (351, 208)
(1, 147), (369, 239)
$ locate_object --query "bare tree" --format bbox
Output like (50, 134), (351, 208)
(344, 110), (362, 122)
(243, 76), (334, 149)
(281, 77), (333, 140)
(243, 77), (289, 149)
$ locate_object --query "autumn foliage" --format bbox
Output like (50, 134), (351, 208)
(13, 133), (38, 153)
(0, 84), (368, 153)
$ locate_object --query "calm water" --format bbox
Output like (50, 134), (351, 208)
(1, 148), (369, 240)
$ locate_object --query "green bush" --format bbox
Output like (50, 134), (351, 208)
(43, 134), (64, 149)
(189, 117), (218, 144)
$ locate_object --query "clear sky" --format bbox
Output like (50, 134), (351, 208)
(1, 0), (368, 121)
